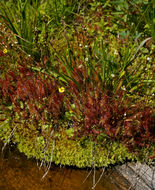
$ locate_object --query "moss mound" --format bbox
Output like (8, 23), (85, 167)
(0, 120), (135, 168)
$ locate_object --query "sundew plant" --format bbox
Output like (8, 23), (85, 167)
(0, 0), (155, 174)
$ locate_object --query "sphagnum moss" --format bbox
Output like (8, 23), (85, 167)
(0, 120), (136, 168)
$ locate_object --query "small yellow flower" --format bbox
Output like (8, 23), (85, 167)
(69, 110), (73, 114)
(3, 48), (8, 54)
(58, 87), (65, 93)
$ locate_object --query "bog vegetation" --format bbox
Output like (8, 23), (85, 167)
(0, 0), (154, 169)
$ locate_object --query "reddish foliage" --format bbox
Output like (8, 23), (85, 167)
(65, 75), (154, 152)
(66, 82), (127, 139)
(0, 67), (65, 121)
(123, 106), (155, 150)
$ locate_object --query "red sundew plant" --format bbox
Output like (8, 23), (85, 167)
(123, 106), (155, 150)
(65, 81), (155, 152)
(66, 80), (125, 138)
(0, 67), (65, 122)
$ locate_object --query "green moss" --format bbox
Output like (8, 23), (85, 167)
(0, 120), (138, 168)
(0, 119), (12, 142)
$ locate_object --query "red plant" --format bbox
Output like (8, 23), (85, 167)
(0, 67), (65, 122)
(65, 76), (154, 153)
(65, 78), (126, 138)
(123, 106), (155, 150)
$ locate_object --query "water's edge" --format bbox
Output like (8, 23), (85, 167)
(0, 142), (133, 190)
(1, 141), (154, 190)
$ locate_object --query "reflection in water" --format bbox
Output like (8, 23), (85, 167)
(0, 142), (130, 190)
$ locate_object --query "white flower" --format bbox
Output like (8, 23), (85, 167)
(114, 50), (118, 55)
(85, 57), (88, 61)
(124, 113), (127, 116)
(79, 44), (82, 47)
(111, 74), (115, 78)
(85, 45), (88, 48)
(122, 86), (126, 91)
(147, 57), (151, 61)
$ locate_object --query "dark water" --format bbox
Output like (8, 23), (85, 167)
(0, 142), (130, 190)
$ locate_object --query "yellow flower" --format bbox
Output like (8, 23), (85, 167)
(3, 48), (8, 54)
(58, 87), (65, 93)
(69, 110), (73, 114)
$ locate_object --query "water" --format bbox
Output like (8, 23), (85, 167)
(0, 142), (130, 190)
